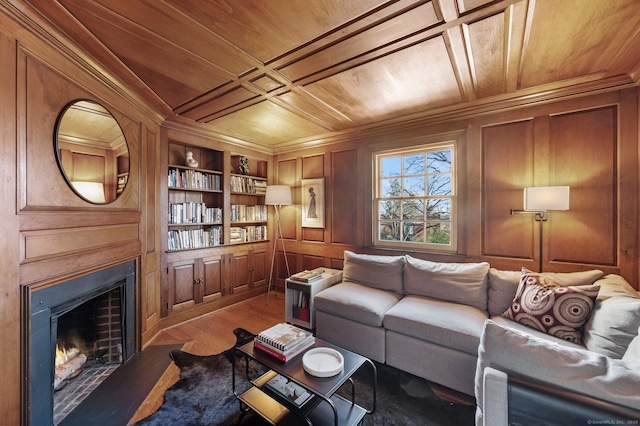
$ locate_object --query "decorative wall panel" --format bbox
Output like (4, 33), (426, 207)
(548, 107), (616, 266)
(331, 149), (358, 245)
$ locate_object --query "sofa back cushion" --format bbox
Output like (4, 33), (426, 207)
(488, 269), (521, 316)
(583, 296), (640, 358)
(342, 250), (405, 294)
(403, 255), (490, 311)
(593, 274), (640, 300)
(622, 327), (640, 362)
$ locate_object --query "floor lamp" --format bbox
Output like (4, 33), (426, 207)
(510, 186), (570, 272)
(266, 185), (291, 305)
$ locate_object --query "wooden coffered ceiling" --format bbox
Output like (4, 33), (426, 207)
(21, 0), (640, 152)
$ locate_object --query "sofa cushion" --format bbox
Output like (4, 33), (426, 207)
(583, 296), (640, 358)
(503, 270), (600, 344)
(476, 320), (640, 412)
(384, 295), (488, 355)
(489, 316), (586, 350)
(593, 274), (640, 300)
(342, 250), (405, 294)
(622, 328), (640, 363)
(527, 269), (604, 287)
(314, 281), (403, 327)
(403, 255), (490, 311)
(488, 269), (521, 316)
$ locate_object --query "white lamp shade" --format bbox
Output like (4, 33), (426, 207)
(71, 181), (106, 203)
(524, 186), (569, 211)
(265, 185), (292, 205)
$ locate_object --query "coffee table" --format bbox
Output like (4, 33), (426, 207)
(232, 338), (376, 426)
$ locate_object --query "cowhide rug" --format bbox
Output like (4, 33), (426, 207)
(134, 328), (475, 425)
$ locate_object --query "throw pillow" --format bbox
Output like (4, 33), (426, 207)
(403, 256), (489, 311)
(583, 296), (640, 358)
(342, 250), (405, 294)
(503, 271), (600, 344)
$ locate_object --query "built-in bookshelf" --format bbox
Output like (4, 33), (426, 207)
(167, 142), (224, 252)
(161, 132), (271, 322)
(229, 155), (268, 244)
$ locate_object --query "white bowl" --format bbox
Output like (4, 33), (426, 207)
(302, 347), (344, 377)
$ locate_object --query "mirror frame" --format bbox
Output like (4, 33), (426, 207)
(54, 99), (130, 204)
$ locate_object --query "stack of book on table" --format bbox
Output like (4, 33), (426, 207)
(289, 268), (324, 283)
(254, 323), (315, 362)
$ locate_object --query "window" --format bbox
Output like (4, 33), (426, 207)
(374, 143), (455, 251)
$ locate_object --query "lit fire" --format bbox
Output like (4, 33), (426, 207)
(54, 333), (88, 390)
(55, 343), (80, 368)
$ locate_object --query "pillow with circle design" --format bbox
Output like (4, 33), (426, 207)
(502, 270), (600, 344)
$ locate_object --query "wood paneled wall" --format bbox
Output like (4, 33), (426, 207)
(0, 7), (162, 424)
(274, 89), (639, 289)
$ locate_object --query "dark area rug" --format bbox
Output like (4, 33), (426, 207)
(134, 328), (476, 426)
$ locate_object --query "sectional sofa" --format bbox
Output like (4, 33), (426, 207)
(314, 250), (640, 423)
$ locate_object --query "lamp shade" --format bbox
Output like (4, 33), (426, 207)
(265, 185), (292, 205)
(524, 186), (569, 211)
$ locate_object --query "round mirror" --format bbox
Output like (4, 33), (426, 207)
(55, 100), (129, 204)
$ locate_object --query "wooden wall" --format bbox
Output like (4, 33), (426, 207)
(0, 7), (162, 424)
(274, 89), (639, 288)
(1, 2), (639, 425)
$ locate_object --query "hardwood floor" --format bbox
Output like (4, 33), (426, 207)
(128, 292), (286, 424)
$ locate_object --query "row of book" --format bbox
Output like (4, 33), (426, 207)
(230, 204), (267, 223)
(168, 226), (222, 250)
(229, 226), (267, 243)
(291, 290), (310, 323)
(169, 202), (223, 224)
(230, 175), (267, 194)
(254, 323), (314, 362)
(169, 167), (221, 191)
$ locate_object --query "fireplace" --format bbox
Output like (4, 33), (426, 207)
(24, 261), (136, 426)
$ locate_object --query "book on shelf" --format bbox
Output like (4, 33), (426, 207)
(256, 323), (313, 352)
(290, 268), (324, 283)
(253, 336), (314, 362)
(264, 373), (313, 407)
(291, 290), (310, 322)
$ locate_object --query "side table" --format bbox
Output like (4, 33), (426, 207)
(285, 268), (342, 331)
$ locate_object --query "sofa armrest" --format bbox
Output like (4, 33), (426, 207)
(481, 366), (640, 426)
(476, 320), (640, 418)
(481, 367), (508, 426)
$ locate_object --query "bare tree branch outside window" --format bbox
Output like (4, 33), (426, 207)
(377, 146), (454, 248)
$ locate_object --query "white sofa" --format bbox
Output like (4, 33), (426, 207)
(313, 251), (640, 422)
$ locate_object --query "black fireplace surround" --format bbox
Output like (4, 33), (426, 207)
(26, 260), (136, 426)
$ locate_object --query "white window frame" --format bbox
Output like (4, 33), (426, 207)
(373, 142), (456, 252)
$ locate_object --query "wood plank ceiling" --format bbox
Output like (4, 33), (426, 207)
(24, 0), (640, 152)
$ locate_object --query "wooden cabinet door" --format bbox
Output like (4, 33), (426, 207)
(250, 247), (268, 288)
(167, 258), (197, 314)
(200, 254), (223, 303)
(230, 251), (250, 293)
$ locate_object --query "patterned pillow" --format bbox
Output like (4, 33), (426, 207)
(503, 272), (600, 344)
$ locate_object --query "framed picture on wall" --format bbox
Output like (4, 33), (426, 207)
(301, 178), (325, 228)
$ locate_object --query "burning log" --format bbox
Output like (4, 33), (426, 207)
(54, 345), (87, 390)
